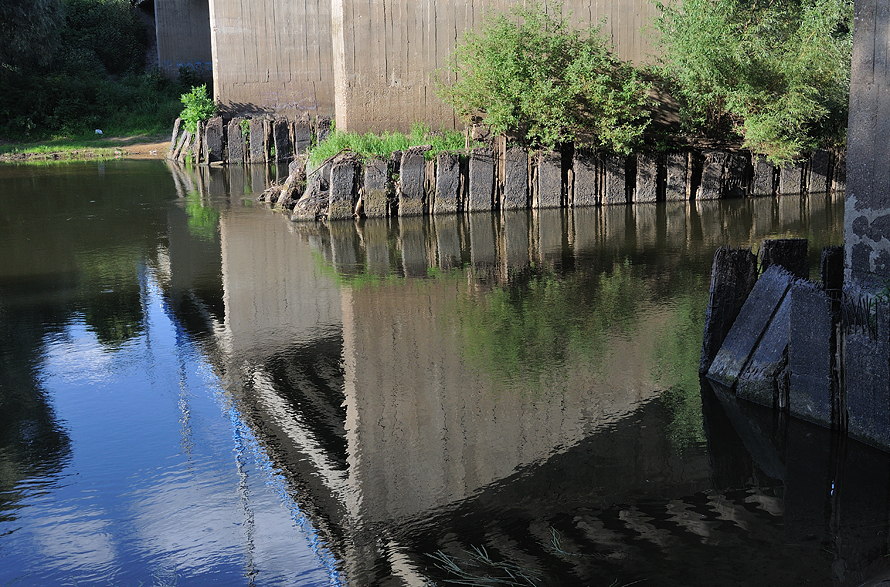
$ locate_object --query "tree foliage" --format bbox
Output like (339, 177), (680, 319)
(0, 0), (64, 74)
(437, 1), (652, 155)
(655, 0), (853, 164)
(179, 85), (217, 133)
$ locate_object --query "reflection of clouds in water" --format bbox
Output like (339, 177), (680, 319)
(28, 502), (119, 578)
(42, 322), (126, 383)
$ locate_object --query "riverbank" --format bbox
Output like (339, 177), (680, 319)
(0, 134), (169, 163)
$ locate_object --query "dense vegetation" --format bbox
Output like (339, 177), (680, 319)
(307, 123), (467, 167)
(654, 0), (853, 164)
(0, 0), (194, 141)
(437, 1), (652, 155)
(437, 0), (853, 164)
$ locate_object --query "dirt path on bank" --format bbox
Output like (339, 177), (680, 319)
(0, 135), (172, 163)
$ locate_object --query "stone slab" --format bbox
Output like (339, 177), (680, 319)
(249, 118), (266, 163)
(503, 210), (530, 268)
(821, 245), (844, 292)
(751, 156), (775, 196)
(363, 218), (391, 275)
(602, 154), (627, 205)
(573, 148), (598, 207)
(724, 152), (749, 198)
(696, 150), (726, 200)
(665, 152), (687, 201)
(227, 118), (246, 164)
(398, 146), (429, 216)
(204, 116), (224, 163)
(400, 217), (429, 277)
(536, 150), (562, 208)
(808, 149), (831, 194)
(273, 119), (292, 161)
(470, 213), (497, 268)
(434, 152), (460, 214)
(294, 119), (312, 154)
(737, 292), (791, 407)
(435, 214), (462, 269)
(707, 264), (793, 387)
(169, 118), (182, 153)
(845, 320), (890, 450)
(316, 115), (332, 144)
(503, 147), (529, 209)
(779, 162), (804, 195)
(468, 148), (495, 212)
(363, 158), (389, 218)
(788, 281), (834, 425)
(700, 246), (760, 373)
(634, 153), (657, 203)
(328, 154), (359, 220)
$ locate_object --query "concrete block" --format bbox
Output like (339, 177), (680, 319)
(249, 118), (266, 163)
(724, 152), (750, 197)
(788, 281), (834, 425)
(468, 148), (495, 212)
(227, 118), (246, 164)
(316, 115), (332, 144)
(503, 210), (530, 268)
(169, 118), (182, 153)
(293, 119), (311, 154)
(832, 150), (846, 192)
(700, 246), (760, 373)
(761, 238), (808, 279)
(708, 265), (793, 388)
(573, 148), (598, 207)
(665, 152), (687, 201)
(821, 245), (844, 292)
(204, 116), (224, 163)
(328, 154), (359, 220)
(272, 119), (292, 162)
(535, 150), (563, 208)
(398, 146), (429, 217)
(808, 150), (831, 194)
(503, 147), (529, 209)
(602, 153), (627, 205)
(634, 153), (658, 203)
(696, 150), (726, 200)
(363, 158), (389, 218)
(779, 161), (804, 194)
(434, 152), (460, 214)
(175, 131), (192, 162)
(845, 322), (890, 450)
(751, 156), (775, 196)
(737, 292), (790, 407)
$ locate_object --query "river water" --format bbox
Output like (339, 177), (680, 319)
(1, 159), (886, 586)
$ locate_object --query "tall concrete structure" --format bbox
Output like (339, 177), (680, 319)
(846, 0), (890, 290)
(195, 0), (661, 127)
(154, 0), (213, 78)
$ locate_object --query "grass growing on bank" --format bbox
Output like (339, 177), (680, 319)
(307, 123), (466, 168)
(0, 132), (170, 162)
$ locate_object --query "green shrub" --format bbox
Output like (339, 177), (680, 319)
(307, 122), (466, 167)
(437, 0), (652, 154)
(179, 85), (217, 134)
(655, 0), (853, 164)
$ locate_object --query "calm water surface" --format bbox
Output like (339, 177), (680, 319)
(2, 160), (885, 586)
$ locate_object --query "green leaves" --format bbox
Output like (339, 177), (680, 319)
(179, 85), (217, 134)
(437, 0), (652, 155)
(655, 0), (853, 164)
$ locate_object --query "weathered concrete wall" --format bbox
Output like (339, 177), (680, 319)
(155, 0), (213, 78)
(333, 0), (663, 133)
(845, 0), (890, 290)
(209, 0), (336, 118)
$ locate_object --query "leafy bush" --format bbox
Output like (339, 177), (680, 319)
(437, 0), (652, 154)
(179, 85), (217, 133)
(655, 0), (853, 164)
(307, 122), (466, 167)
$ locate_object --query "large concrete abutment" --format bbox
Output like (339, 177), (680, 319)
(154, 0), (212, 79)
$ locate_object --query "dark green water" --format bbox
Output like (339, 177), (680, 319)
(4, 159), (886, 587)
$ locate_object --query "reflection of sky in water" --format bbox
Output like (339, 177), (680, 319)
(0, 270), (338, 587)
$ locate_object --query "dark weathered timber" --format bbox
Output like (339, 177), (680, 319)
(503, 147), (529, 210)
(779, 161), (805, 195)
(845, 299), (890, 449)
(175, 131), (192, 162)
(665, 152), (687, 201)
(573, 148), (598, 207)
(398, 146), (429, 217)
(634, 154), (657, 203)
(249, 118), (266, 163)
(761, 238), (809, 279)
(725, 152), (750, 198)
(832, 150), (846, 192)
(328, 154), (359, 220)
(227, 118), (246, 164)
(293, 119), (311, 154)
(602, 154), (627, 205)
(708, 265), (794, 388)
(751, 156), (776, 196)
(434, 152), (460, 214)
(273, 119), (292, 161)
(697, 150), (727, 200)
(169, 118), (182, 153)
(737, 292), (791, 407)
(536, 151), (563, 208)
(468, 147), (495, 212)
(204, 116), (225, 163)
(363, 158), (389, 218)
(316, 116), (332, 144)
(808, 150), (831, 194)
(821, 245), (844, 293)
(700, 246), (760, 373)
(788, 281), (834, 425)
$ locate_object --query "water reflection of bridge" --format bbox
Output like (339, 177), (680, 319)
(159, 163), (890, 586)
